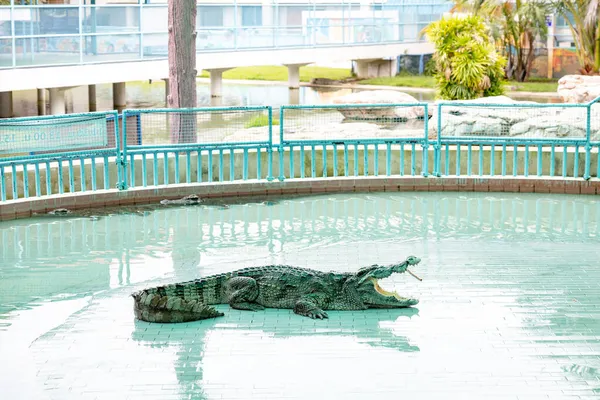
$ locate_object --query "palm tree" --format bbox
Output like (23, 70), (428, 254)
(500, 1), (551, 81)
(553, 0), (600, 74)
(452, 0), (551, 82)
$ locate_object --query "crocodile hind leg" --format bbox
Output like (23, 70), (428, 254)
(294, 294), (329, 319)
(225, 277), (265, 311)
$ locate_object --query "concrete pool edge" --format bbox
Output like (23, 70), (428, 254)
(0, 175), (598, 221)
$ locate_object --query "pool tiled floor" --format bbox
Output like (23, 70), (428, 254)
(1, 192), (600, 399)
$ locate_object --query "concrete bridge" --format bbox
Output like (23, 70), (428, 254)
(0, 0), (454, 117)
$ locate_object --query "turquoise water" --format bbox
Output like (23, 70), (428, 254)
(1, 192), (600, 399)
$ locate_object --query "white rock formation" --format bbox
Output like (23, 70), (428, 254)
(332, 90), (429, 120)
(509, 114), (600, 139)
(557, 75), (600, 103)
(428, 95), (589, 138)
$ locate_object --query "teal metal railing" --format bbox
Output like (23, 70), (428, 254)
(0, 110), (121, 201)
(1, 97), (600, 203)
(277, 103), (430, 180)
(121, 106), (274, 189)
(433, 99), (599, 179)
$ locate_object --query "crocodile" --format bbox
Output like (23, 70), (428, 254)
(160, 194), (204, 206)
(131, 255), (422, 323)
(48, 208), (72, 215)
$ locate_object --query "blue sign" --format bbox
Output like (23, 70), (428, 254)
(546, 15), (552, 27)
(0, 115), (109, 154)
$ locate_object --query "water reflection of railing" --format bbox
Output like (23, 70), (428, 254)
(1, 194), (599, 264)
(0, 1), (453, 68)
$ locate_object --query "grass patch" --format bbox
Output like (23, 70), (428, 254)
(505, 78), (558, 93)
(199, 67), (558, 93)
(359, 75), (436, 88)
(359, 74), (558, 93)
(244, 114), (280, 129)
(200, 66), (352, 83)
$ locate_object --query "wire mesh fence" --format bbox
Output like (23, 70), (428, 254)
(120, 107), (275, 188)
(0, 111), (122, 201)
(433, 102), (593, 140)
(431, 101), (596, 178)
(122, 107), (273, 147)
(276, 104), (431, 180)
(279, 104), (430, 144)
(0, 112), (120, 159)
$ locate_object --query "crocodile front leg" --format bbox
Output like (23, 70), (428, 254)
(294, 294), (329, 319)
(224, 276), (265, 311)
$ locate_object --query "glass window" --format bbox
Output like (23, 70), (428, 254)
(198, 6), (224, 27)
(241, 6), (262, 27)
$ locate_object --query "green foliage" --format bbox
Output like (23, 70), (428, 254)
(244, 114), (279, 129)
(553, 0), (600, 73)
(424, 57), (437, 76)
(499, 0), (552, 81)
(453, 0), (551, 82)
(423, 14), (507, 100)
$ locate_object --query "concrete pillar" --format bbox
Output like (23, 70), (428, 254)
(210, 96), (225, 122)
(163, 78), (169, 106)
(210, 96), (223, 107)
(0, 91), (13, 118)
(37, 89), (46, 116)
(65, 90), (74, 114)
(88, 84), (97, 112)
(286, 64), (306, 89)
(113, 82), (126, 113)
(208, 69), (229, 98)
(354, 59), (396, 78)
(288, 88), (300, 105)
(354, 60), (371, 79)
(390, 57), (399, 77)
(48, 88), (66, 115)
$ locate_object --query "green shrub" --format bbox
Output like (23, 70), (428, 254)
(424, 57), (437, 76)
(423, 14), (507, 100)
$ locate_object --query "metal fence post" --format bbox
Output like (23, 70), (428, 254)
(436, 103), (443, 177)
(266, 106), (274, 181)
(117, 111), (129, 190)
(584, 103), (592, 180)
(422, 103), (429, 177)
(278, 106), (286, 181)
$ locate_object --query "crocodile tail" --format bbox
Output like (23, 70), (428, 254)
(131, 283), (225, 323)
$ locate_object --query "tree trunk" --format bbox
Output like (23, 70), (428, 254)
(595, 30), (600, 72)
(167, 0), (197, 143)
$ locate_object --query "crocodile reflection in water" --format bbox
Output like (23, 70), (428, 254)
(130, 307), (420, 398)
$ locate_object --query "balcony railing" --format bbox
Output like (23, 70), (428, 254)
(0, 1), (454, 69)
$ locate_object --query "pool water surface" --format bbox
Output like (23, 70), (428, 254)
(1, 192), (600, 400)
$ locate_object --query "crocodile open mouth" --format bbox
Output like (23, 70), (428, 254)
(369, 277), (405, 300)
